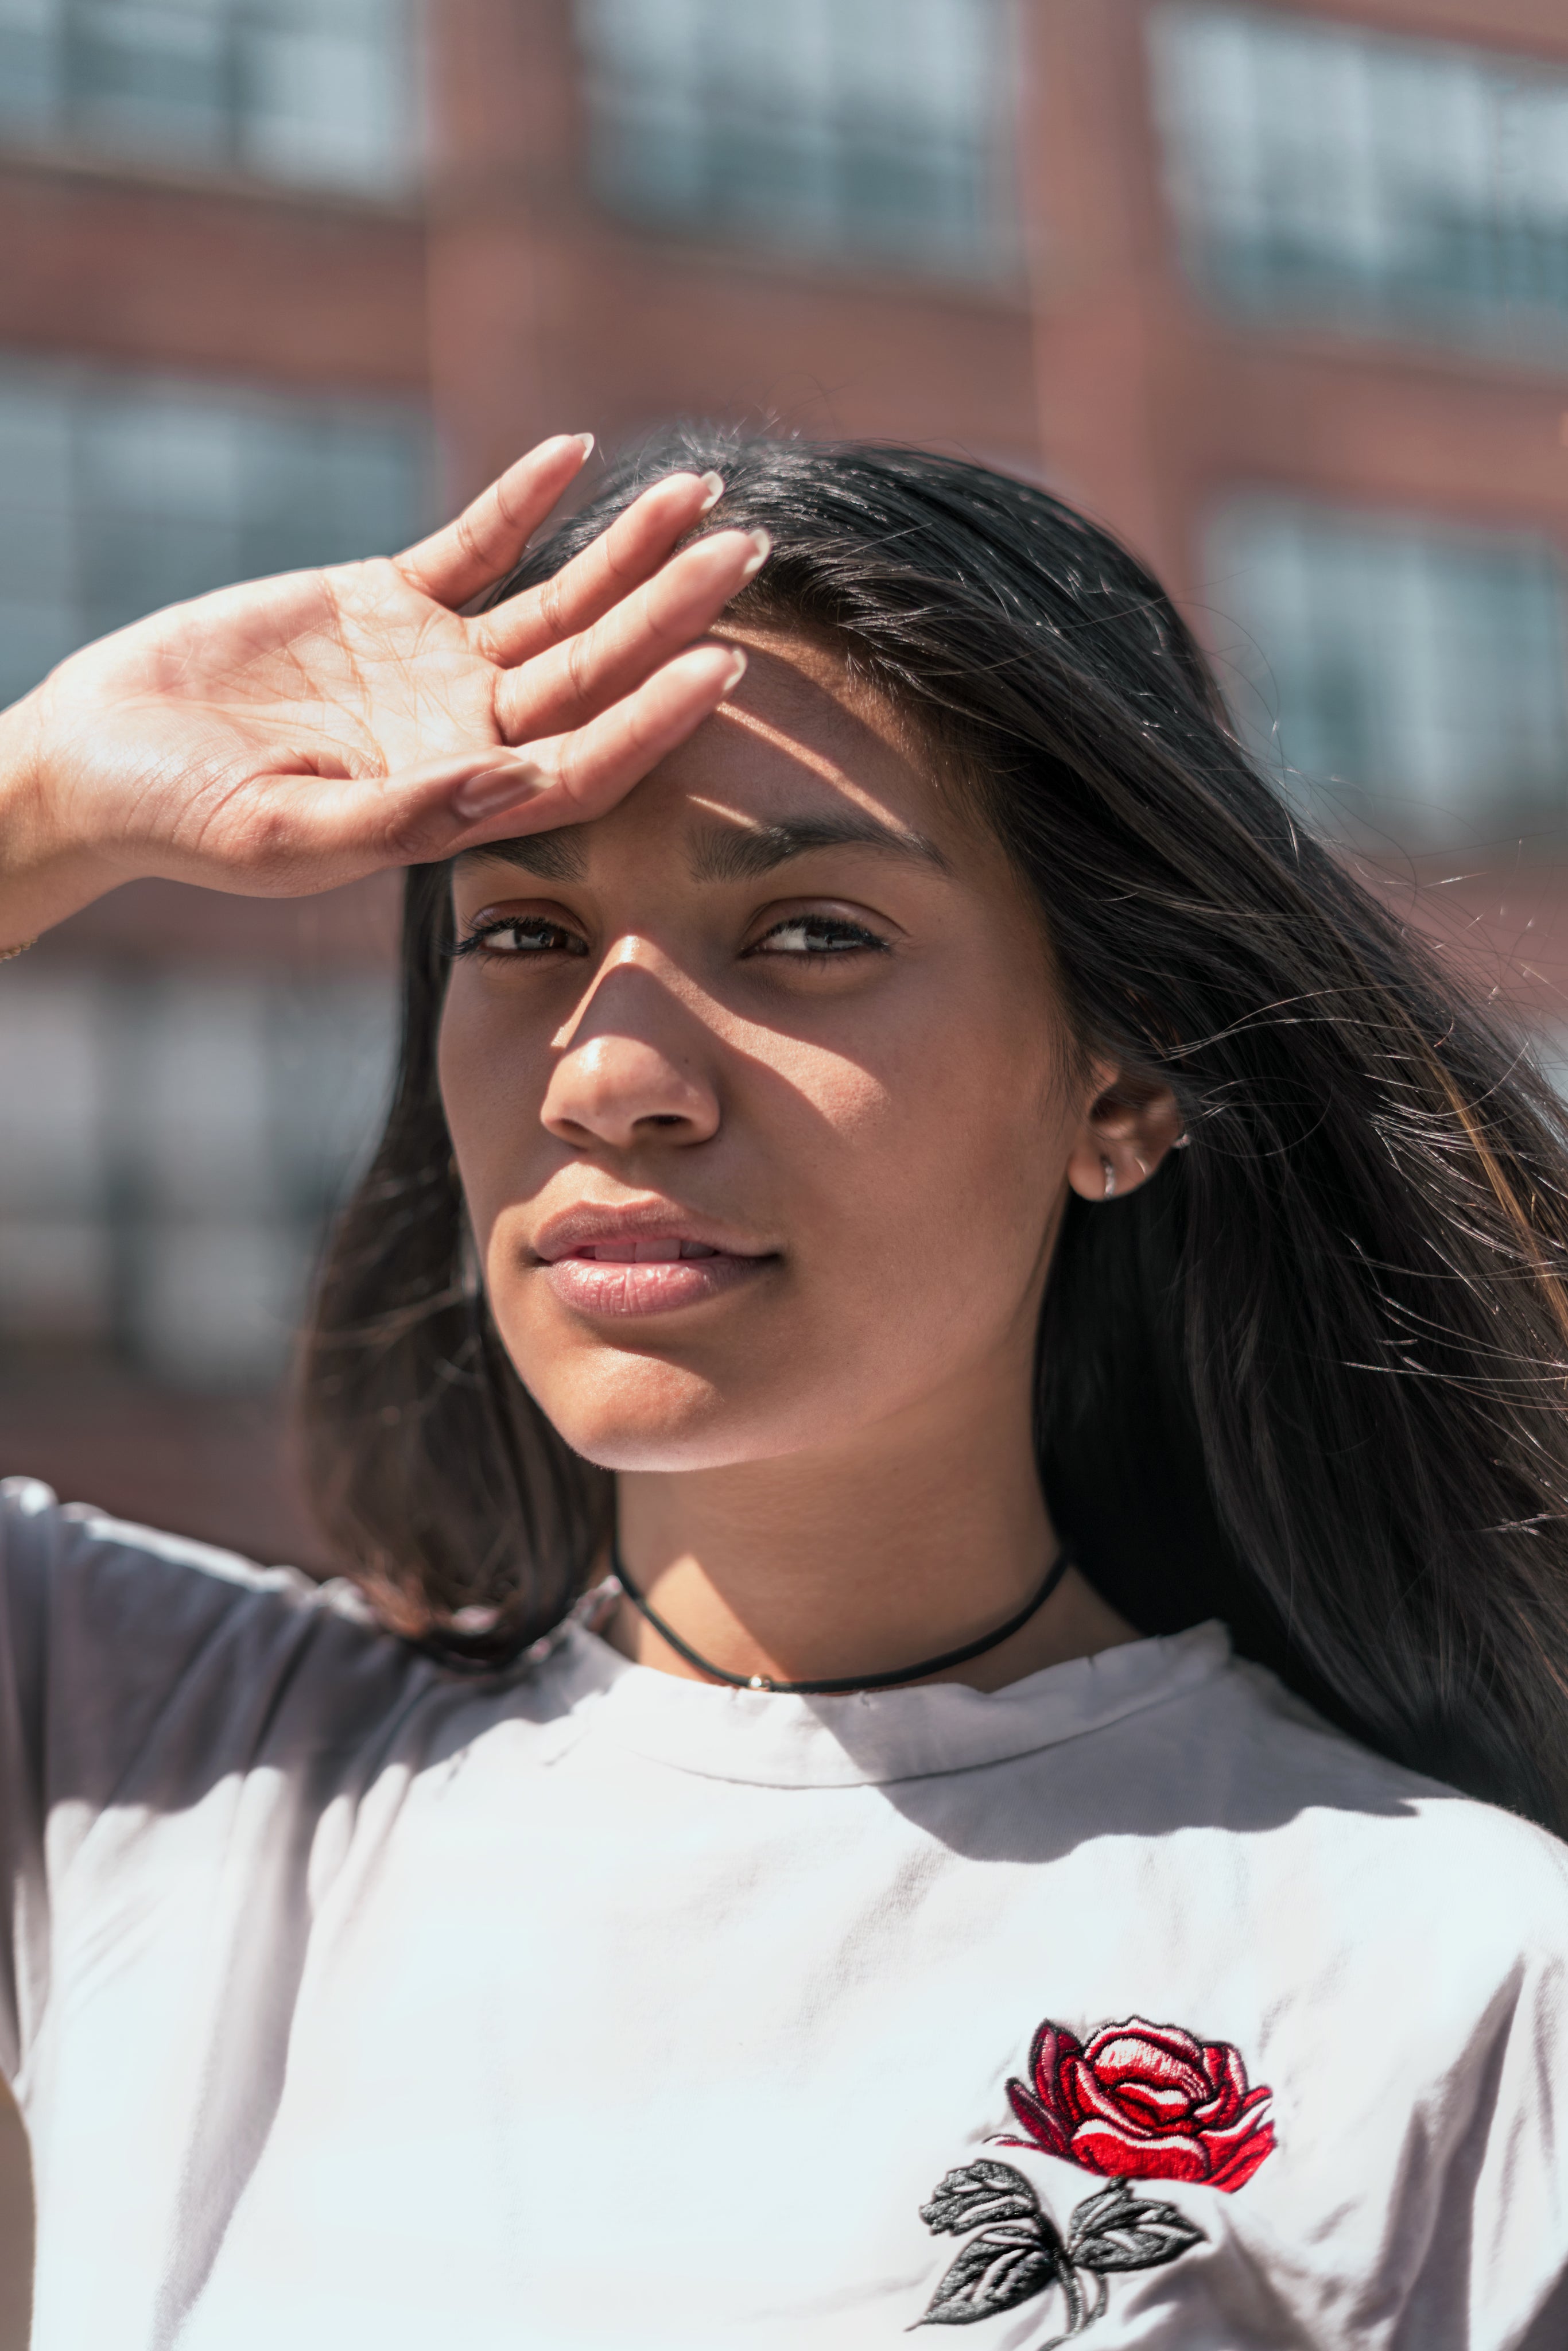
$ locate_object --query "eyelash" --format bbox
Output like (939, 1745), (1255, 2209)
(451, 915), (589, 962)
(452, 911), (891, 965)
(746, 913), (889, 961)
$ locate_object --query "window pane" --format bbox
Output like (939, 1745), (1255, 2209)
(1204, 498), (1568, 851)
(0, 971), (397, 1383)
(574, 0), (1013, 273)
(0, 379), (76, 693)
(0, 0), (63, 130)
(66, 2), (230, 164)
(7, 0), (415, 193)
(239, 26), (409, 193)
(1151, 4), (1568, 355)
(0, 359), (430, 703)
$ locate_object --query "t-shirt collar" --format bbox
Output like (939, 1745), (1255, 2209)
(544, 1620), (1232, 1787)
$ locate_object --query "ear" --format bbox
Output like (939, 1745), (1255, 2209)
(1064, 1060), (1187, 1205)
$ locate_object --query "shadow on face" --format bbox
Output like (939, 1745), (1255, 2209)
(437, 631), (1082, 1476)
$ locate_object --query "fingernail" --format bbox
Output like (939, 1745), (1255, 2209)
(697, 471), (725, 513)
(572, 432), (595, 458)
(452, 759), (545, 820)
(739, 527), (771, 583)
(721, 649), (748, 692)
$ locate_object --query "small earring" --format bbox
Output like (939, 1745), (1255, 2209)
(1173, 1133), (1191, 1150)
(1101, 1155), (1116, 1200)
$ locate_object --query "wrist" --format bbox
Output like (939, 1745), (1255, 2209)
(0, 690), (119, 944)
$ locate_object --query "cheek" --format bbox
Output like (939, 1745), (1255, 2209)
(436, 987), (551, 1232)
(813, 1006), (1064, 1256)
(723, 1002), (1069, 1440)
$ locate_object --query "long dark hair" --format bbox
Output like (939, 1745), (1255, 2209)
(301, 428), (1568, 1830)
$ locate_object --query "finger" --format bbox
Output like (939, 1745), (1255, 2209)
(246, 643), (746, 880)
(469, 467), (725, 669)
(453, 644), (750, 843)
(395, 433), (595, 608)
(297, 643), (746, 873)
(492, 527), (769, 747)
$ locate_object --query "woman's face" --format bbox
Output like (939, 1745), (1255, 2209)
(440, 631), (1116, 1473)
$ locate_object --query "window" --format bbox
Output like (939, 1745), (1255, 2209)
(0, 362), (421, 1382)
(1150, 5), (1568, 354)
(0, 968), (395, 1384)
(0, 0), (415, 195)
(573, 0), (1012, 273)
(1205, 499), (1568, 849)
(0, 360), (429, 709)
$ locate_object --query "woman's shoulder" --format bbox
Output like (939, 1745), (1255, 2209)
(0, 1475), (424, 1791)
(1187, 1640), (1568, 1946)
(0, 1471), (378, 1638)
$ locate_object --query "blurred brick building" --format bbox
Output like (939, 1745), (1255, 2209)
(0, 0), (428, 1578)
(1, 0), (1567, 2314)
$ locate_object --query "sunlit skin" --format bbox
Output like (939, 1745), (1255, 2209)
(441, 631), (1184, 1691)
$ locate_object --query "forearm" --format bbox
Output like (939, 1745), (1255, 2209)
(0, 692), (122, 948)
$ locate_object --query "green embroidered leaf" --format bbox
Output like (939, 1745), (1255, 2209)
(1068, 2178), (1206, 2274)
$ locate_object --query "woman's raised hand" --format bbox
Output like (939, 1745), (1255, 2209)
(0, 434), (764, 943)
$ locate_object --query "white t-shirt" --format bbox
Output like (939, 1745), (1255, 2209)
(2, 1476), (1567, 2350)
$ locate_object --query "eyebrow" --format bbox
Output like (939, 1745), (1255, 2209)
(687, 812), (948, 883)
(464, 828), (589, 881)
(464, 810), (948, 888)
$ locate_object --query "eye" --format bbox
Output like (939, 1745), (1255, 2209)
(452, 913), (589, 961)
(747, 912), (890, 960)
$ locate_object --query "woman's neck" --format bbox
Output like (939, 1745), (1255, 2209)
(606, 1362), (1137, 1693)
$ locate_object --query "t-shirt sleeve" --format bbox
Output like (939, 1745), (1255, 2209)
(1448, 1919), (1568, 2349)
(0, 1475), (417, 2085)
(1345, 1799), (1568, 2349)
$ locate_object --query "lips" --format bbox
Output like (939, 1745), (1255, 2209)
(534, 1215), (774, 1318)
(570, 1238), (720, 1263)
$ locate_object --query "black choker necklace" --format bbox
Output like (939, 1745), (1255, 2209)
(607, 1542), (1073, 1696)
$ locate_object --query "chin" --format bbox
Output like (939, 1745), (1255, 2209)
(509, 1334), (839, 1474)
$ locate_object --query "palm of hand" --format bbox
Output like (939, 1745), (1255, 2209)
(3, 438), (760, 921)
(34, 557), (500, 893)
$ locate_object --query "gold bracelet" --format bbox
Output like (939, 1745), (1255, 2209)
(0, 939), (35, 961)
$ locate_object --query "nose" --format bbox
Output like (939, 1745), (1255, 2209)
(540, 961), (720, 1153)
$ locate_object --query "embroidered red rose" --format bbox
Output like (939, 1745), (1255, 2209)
(1000, 2016), (1275, 2193)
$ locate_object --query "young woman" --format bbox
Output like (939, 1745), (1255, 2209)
(2, 428), (1566, 2350)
